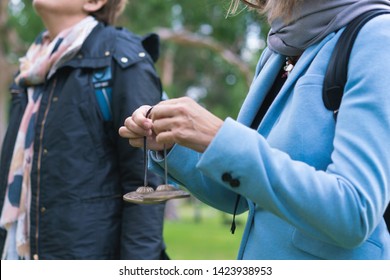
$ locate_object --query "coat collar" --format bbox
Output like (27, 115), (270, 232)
(62, 23), (155, 70)
(237, 32), (336, 136)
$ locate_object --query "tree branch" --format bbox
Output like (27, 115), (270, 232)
(155, 28), (253, 86)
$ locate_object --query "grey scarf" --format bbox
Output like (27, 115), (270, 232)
(267, 0), (390, 56)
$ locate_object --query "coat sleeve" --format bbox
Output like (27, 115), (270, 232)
(110, 36), (166, 260)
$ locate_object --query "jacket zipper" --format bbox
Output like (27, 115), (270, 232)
(33, 78), (57, 260)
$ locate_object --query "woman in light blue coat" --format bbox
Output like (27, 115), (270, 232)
(119, 0), (390, 259)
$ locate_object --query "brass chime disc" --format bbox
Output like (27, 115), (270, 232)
(142, 184), (190, 202)
(123, 186), (165, 204)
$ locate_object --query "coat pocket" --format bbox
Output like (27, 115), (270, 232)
(292, 229), (383, 260)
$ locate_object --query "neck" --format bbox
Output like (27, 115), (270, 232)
(41, 14), (89, 40)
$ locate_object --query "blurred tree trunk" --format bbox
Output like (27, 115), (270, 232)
(0, 0), (20, 153)
(0, 0), (10, 151)
(161, 46), (175, 88)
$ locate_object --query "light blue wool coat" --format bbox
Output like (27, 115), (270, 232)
(151, 15), (390, 259)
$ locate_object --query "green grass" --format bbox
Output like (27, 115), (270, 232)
(163, 199), (247, 260)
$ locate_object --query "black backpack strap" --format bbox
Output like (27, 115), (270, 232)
(322, 9), (390, 118)
(385, 205), (390, 232)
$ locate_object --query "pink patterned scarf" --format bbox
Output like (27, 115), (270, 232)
(0, 16), (97, 259)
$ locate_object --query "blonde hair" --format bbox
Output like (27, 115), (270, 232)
(228, 0), (302, 22)
(91, 0), (128, 25)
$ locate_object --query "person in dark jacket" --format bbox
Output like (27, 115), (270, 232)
(0, 0), (167, 260)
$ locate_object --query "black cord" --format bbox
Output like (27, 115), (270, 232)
(143, 107), (154, 186)
(231, 195), (241, 234)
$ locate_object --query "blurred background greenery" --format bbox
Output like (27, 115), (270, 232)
(0, 0), (270, 259)
(163, 198), (247, 260)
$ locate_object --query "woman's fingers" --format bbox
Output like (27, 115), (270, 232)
(128, 137), (145, 148)
(131, 105), (154, 130)
(119, 105), (158, 149)
(150, 97), (223, 153)
(118, 97), (222, 152)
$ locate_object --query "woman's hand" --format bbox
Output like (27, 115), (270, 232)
(119, 105), (168, 151)
(150, 97), (223, 153)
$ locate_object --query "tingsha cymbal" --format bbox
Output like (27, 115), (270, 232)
(123, 186), (165, 204)
(155, 184), (178, 192)
(142, 184), (190, 202)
